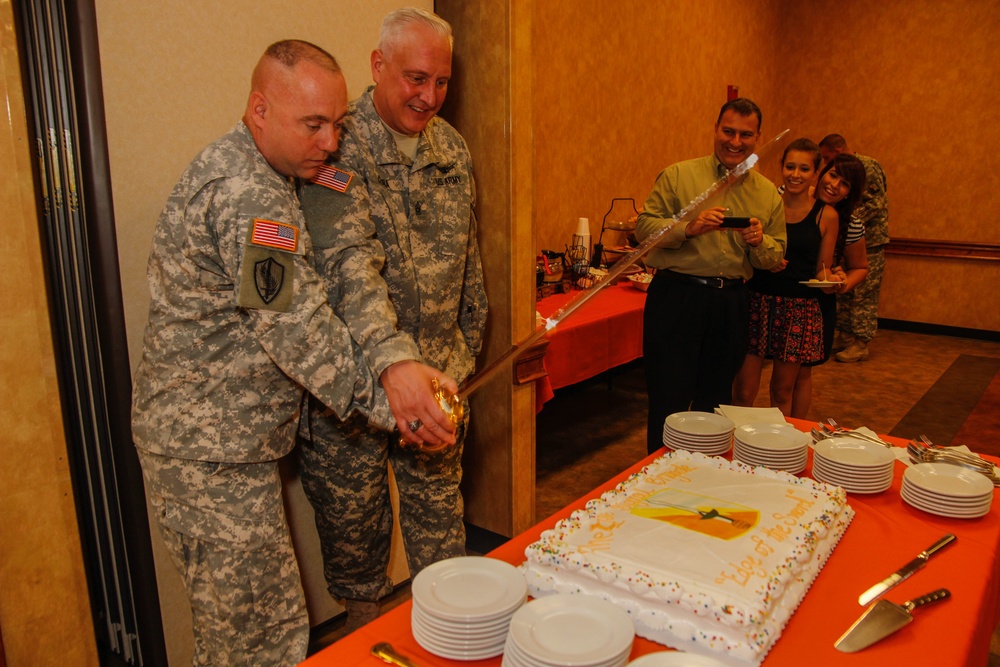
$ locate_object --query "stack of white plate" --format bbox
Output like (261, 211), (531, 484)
(662, 411), (734, 455)
(502, 594), (634, 667)
(411, 556), (526, 660)
(901, 463), (994, 518)
(732, 422), (809, 473)
(811, 437), (895, 494)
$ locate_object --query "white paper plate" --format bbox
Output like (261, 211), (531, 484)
(411, 556), (527, 622)
(507, 594), (634, 666)
(735, 423), (809, 451)
(733, 451), (808, 474)
(812, 451), (894, 475)
(900, 481), (993, 509)
(811, 461), (893, 494)
(901, 487), (992, 519)
(733, 442), (809, 462)
(663, 439), (733, 456)
(814, 438), (896, 468)
(733, 451), (808, 467)
(628, 651), (730, 666)
(412, 607), (511, 642)
(663, 428), (732, 444)
(663, 430), (733, 445)
(504, 636), (628, 667)
(410, 623), (507, 653)
(664, 412), (735, 437)
(504, 636), (629, 667)
(413, 622), (506, 661)
(799, 280), (843, 287)
(903, 462), (995, 498)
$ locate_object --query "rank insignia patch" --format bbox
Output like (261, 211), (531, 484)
(254, 257), (285, 304)
(312, 164), (353, 192)
(250, 218), (298, 252)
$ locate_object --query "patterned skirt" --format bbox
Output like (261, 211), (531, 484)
(747, 292), (825, 364)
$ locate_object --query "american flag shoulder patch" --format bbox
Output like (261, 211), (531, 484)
(311, 164), (353, 192)
(250, 218), (298, 252)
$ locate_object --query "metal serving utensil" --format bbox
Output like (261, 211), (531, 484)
(907, 446), (1000, 486)
(819, 420), (892, 447)
(371, 642), (422, 667)
(819, 421), (893, 448)
(907, 440), (997, 472)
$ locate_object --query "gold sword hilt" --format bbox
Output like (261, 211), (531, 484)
(399, 378), (465, 453)
(432, 377), (465, 425)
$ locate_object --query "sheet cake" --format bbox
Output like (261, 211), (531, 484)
(522, 450), (854, 666)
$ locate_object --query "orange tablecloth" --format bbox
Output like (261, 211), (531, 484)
(302, 419), (1000, 667)
(535, 282), (646, 410)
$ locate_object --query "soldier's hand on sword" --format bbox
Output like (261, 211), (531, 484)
(381, 361), (458, 448)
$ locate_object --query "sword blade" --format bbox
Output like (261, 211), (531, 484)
(458, 129), (791, 400)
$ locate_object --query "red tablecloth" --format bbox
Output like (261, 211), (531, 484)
(535, 282), (646, 410)
(302, 419), (1000, 667)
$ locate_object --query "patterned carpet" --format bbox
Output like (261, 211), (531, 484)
(890, 354), (1000, 455)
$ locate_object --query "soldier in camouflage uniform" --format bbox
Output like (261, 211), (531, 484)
(297, 8), (487, 629)
(819, 135), (889, 362)
(131, 41), (453, 666)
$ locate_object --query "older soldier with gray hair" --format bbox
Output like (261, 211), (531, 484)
(131, 40), (453, 665)
(298, 7), (487, 630)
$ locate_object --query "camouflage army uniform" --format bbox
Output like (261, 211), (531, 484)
(836, 153), (888, 343)
(298, 86), (487, 602)
(132, 122), (394, 666)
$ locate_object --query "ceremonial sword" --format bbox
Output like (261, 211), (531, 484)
(426, 129), (792, 434)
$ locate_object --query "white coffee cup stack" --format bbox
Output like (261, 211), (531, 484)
(571, 217), (591, 263)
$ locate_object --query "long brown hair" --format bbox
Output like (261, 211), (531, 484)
(817, 153), (866, 257)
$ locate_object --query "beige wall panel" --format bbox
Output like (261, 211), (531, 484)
(0, 6), (98, 664)
(438, 0), (538, 535)
(775, 0), (999, 328)
(882, 257), (1000, 330)
(532, 0), (783, 254)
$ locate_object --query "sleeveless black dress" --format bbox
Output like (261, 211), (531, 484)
(747, 200), (826, 363)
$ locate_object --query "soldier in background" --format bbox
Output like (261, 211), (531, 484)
(818, 134), (889, 362)
(298, 7), (487, 631)
(131, 40), (453, 665)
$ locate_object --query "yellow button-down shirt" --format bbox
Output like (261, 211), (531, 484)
(636, 154), (786, 279)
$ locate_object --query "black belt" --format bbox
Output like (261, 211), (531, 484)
(661, 269), (745, 289)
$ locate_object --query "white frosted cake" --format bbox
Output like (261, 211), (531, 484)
(522, 450), (853, 666)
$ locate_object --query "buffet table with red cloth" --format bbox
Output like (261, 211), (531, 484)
(535, 281), (646, 410)
(302, 419), (1000, 667)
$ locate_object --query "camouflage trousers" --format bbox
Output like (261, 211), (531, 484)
(297, 402), (467, 601)
(837, 245), (886, 343)
(137, 450), (308, 666)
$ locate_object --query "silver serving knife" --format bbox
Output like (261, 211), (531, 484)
(858, 533), (956, 606)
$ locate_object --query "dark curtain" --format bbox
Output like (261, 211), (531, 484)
(13, 1), (166, 664)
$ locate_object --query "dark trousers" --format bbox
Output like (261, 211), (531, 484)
(643, 271), (749, 454)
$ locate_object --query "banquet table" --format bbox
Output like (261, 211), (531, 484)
(301, 419), (1000, 667)
(535, 281), (646, 410)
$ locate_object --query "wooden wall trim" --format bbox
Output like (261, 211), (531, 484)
(886, 237), (1000, 261)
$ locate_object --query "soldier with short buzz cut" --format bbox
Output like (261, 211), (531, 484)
(298, 7), (487, 631)
(131, 39), (454, 666)
(818, 134), (889, 363)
